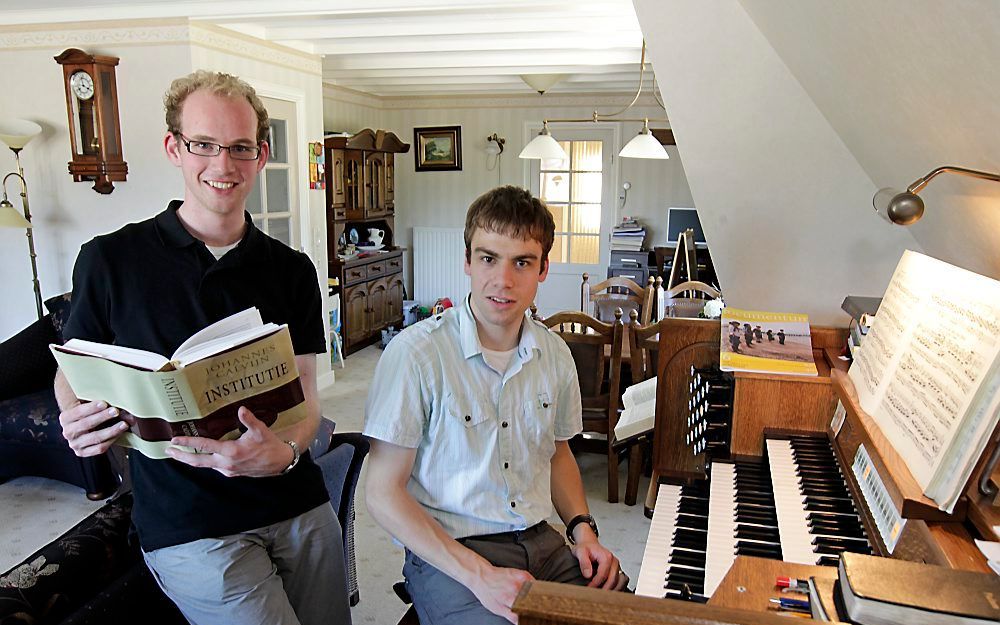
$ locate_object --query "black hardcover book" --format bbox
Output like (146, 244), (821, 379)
(838, 553), (1000, 625)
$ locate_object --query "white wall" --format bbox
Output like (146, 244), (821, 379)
(322, 89), (697, 300)
(0, 21), (331, 386)
(632, 0), (918, 325)
(737, 0), (1000, 280)
(0, 22), (192, 338)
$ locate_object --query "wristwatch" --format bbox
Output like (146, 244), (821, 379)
(280, 440), (300, 475)
(565, 513), (599, 544)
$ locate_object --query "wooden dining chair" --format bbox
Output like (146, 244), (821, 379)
(581, 273), (655, 326)
(542, 309), (626, 503)
(622, 309), (662, 506)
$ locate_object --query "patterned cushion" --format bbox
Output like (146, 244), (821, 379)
(0, 317), (58, 402)
(0, 389), (61, 444)
(44, 293), (73, 344)
(0, 495), (137, 624)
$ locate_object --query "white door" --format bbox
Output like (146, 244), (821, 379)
(246, 96), (298, 247)
(527, 125), (617, 319)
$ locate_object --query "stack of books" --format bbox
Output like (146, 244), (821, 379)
(611, 217), (646, 251)
(808, 552), (1000, 624)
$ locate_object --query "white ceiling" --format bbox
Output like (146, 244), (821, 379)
(2, 0), (651, 97)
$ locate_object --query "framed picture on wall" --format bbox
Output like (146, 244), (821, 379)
(413, 125), (462, 172)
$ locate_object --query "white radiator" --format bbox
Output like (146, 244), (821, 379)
(413, 227), (470, 305)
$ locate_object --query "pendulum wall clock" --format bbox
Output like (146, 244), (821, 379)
(54, 48), (128, 194)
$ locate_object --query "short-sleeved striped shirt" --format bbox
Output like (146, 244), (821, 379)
(363, 297), (583, 539)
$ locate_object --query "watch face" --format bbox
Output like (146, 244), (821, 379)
(70, 71), (95, 100)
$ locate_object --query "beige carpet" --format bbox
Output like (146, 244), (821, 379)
(320, 345), (654, 624)
(0, 476), (106, 574)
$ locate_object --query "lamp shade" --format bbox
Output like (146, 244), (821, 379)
(519, 74), (567, 94)
(873, 187), (924, 225)
(519, 128), (569, 160)
(619, 127), (669, 159)
(0, 199), (31, 229)
(0, 119), (42, 150)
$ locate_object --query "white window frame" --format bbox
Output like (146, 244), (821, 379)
(522, 122), (620, 277)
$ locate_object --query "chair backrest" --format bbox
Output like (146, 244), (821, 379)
(542, 309), (624, 433)
(662, 280), (721, 319)
(627, 309), (662, 386)
(581, 273), (654, 326)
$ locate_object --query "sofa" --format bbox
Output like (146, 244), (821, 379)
(0, 293), (119, 500)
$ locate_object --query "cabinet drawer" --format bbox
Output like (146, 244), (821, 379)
(385, 256), (402, 274)
(608, 267), (646, 284)
(344, 266), (367, 286)
(365, 260), (387, 279)
(610, 251), (649, 268)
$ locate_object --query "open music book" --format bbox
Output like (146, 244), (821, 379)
(51, 308), (307, 460)
(848, 250), (1000, 513)
(614, 376), (657, 444)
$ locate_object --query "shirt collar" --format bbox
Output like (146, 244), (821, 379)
(457, 295), (541, 361)
(155, 200), (266, 262)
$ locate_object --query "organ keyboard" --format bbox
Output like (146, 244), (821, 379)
(637, 435), (871, 601)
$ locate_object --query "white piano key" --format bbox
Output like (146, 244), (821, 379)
(766, 439), (818, 564)
(703, 462), (736, 597)
(636, 484), (682, 598)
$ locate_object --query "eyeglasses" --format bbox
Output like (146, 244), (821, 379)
(177, 135), (261, 160)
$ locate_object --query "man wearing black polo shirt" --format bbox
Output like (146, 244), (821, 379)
(54, 71), (352, 625)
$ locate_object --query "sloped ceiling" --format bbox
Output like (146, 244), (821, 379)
(738, 0), (1000, 279)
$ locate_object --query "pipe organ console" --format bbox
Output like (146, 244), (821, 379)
(513, 317), (999, 625)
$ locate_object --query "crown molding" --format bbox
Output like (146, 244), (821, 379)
(0, 18), (189, 49)
(188, 22), (323, 76)
(321, 82), (663, 112)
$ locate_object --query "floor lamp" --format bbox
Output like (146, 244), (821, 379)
(0, 119), (44, 320)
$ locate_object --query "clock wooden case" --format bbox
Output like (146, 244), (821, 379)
(54, 48), (128, 194)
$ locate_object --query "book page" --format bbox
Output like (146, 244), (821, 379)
(859, 252), (1000, 498)
(848, 251), (928, 413)
(54, 340), (168, 371)
(171, 307), (263, 360)
(615, 377), (657, 441)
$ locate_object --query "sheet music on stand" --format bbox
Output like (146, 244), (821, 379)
(847, 250), (1000, 512)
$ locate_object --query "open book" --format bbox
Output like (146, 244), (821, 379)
(847, 250), (1000, 513)
(51, 308), (307, 460)
(614, 376), (657, 445)
(719, 308), (817, 376)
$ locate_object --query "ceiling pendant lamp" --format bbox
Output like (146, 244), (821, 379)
(519, 40), (671, 161)
(518, 121), (569, 160)
(619, 119), (669, 159)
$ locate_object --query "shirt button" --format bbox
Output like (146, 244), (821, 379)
(501, 421), (508, 428)
(510, 501), (516, 508)
(504, 462), (509, 469)
(542, 402), (550, 408)
(465, 415), (471, 422)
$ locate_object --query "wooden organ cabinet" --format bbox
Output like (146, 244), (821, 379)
(325, 129), (409, 355)
(506, 316), (1000, 625)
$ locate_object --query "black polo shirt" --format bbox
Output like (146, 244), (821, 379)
(65, 201), (330, 551)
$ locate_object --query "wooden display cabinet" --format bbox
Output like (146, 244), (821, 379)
(325, 129), (409, 355)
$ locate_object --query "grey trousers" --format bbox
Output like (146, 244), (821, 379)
(143, 503), (352, 625)
(404, 522), (586, 625)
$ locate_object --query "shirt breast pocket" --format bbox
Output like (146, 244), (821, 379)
(523, 393), (556, 460)
(442, 393), (493, 465)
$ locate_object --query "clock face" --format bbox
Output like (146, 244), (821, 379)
(70, 71), (95, 100)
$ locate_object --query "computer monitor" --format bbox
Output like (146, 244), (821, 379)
(666, 207), (707, 248)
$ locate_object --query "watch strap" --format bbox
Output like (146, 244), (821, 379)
(565, 513), (598, 544)
(280, 439), (300, 475)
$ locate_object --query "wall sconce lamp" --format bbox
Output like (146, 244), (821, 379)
(519, 40), (670, 161)
(873, 165), (1000, 225)
(0, 119), (44, 319)
(485, 133), (505, 155)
